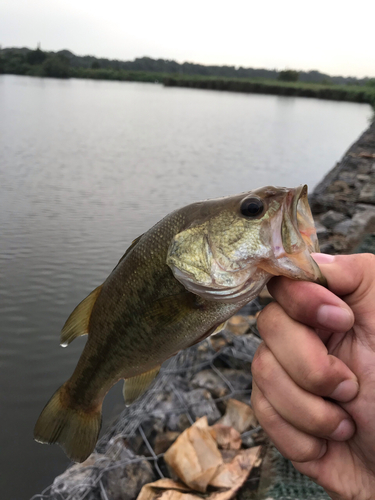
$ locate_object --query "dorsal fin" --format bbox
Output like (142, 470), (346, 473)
(60, 285), (103, 347)
(113, 234), (144, 271)
(123, 366), (161, 406)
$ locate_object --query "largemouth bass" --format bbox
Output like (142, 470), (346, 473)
(34, 185), (324, 462)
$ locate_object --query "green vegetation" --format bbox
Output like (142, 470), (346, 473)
(278, 69), (299, 82)
(163, 76), (375, 109)
(1, 47), (374, 109)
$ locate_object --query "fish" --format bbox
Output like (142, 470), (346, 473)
(34, 184), (325, 463)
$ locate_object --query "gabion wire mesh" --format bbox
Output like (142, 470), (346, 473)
(261, 447), (330, 500)
(30, 298), (328, 500)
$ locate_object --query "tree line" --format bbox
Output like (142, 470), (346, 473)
(1, 46), (374, 86)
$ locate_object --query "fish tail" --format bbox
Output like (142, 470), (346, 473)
(34, 384), (102, 463)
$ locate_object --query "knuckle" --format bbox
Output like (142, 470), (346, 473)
(282, 439), (325, 463)
(304, 410), (329, 435)
(303, 405), (340, 436)
(257, 302), (283, 338)
(301, 356), (339, 395)
(252, 393), (280, 431)
(251, 343), (273, 381)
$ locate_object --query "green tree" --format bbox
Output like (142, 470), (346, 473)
(278, 69), (299, 82)
(43, 54), (70, 78)
(91, 61), (101, 69)
(3, 51), (29, 74)
(26, 48), (47, 65)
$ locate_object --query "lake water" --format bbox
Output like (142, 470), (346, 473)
(0, 74), (371, 499)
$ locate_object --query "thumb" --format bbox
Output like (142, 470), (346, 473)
(312, 253), (375, 334)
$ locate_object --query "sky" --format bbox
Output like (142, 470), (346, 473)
(1, 0), (374, 78)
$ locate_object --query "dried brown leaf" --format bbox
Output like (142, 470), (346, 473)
(217, 399), (257, 433)
(209, 424), (242, 450)
(164, 417), (223, 492)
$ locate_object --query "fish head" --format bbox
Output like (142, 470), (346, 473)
(167, 185), (325, 302)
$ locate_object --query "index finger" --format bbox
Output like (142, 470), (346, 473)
(312, 253), (375, 333)
(267, 277), (354, 339)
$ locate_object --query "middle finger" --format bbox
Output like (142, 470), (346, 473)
(257, 302), (359, 402)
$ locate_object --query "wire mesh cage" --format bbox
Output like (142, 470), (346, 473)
(30, 297), (329, 500)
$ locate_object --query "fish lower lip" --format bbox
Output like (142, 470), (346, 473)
(281, 186), (307, 255)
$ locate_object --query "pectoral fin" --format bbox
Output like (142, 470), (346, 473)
(60, 285), (103, 347)
(211, 321), (227, 335)
(123, 366), (161, 406)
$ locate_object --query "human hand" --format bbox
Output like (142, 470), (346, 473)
(251, 253), (375, 500)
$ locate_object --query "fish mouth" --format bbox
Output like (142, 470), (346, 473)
(260, 185), (326, 286)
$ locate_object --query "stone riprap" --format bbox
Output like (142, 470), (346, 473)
(310, 120), (375, 254)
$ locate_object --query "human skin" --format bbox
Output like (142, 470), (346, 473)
(251, 253), (375, 500)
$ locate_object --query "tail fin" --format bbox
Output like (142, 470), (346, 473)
(34, 385), (102, 463)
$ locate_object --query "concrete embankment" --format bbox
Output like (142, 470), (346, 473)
(310, 119), (375, 254)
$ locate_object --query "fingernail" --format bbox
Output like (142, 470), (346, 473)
(312, 253), (335, 264)
(317, 305), (353, 330)
(330, 419), (355, 441)
(329, 380), (359, 402)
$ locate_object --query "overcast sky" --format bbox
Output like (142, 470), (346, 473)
(1, 0), (374, 78)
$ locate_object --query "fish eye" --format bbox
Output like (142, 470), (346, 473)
(240, 197), (264, 218)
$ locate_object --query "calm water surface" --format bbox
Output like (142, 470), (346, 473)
(0, 75), (371, 499)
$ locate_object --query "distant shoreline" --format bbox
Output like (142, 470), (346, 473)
(1, 46), (375, 110)
(2, 71), (375, 111)
(163, 76), (375, 108)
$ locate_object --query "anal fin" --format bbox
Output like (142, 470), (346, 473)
(60, 285), (103, 347)
(123, 366), (161, 406)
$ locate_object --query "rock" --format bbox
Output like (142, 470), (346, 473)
(51, 439), (154, 500)
(182, 389), (221, 424)
(102, 437), (154, 500)
(347, 206), (375, 245)
(124, 416), (164, 456)
(359, 182), (375, 204)
(315, 221), (331, 239)
(332, 237), (349, 252)
(357, 174), (371, 182)
(220, 369), (252, 392)
(191, 369), (229, 397)
(333, 218), (353, 236)
(319, 241), (335, 254)
(154, 431), (181, 455)
(191, 369), (252, 398)
(338, 171), (357, 186)
(358, 163), (372, 174)
(320, 210), (348, 229)
(327, 180), (351, 194)
(232, 334), (262, 361)
(209, 334), (229, 352)
(241, 433), (255, 448)
(50, 454), (101, 499)
(167, 413), (192, 433)
(354, 234), (375, 253)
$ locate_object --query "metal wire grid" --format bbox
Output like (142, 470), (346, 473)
(30, 299), (264, 500)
